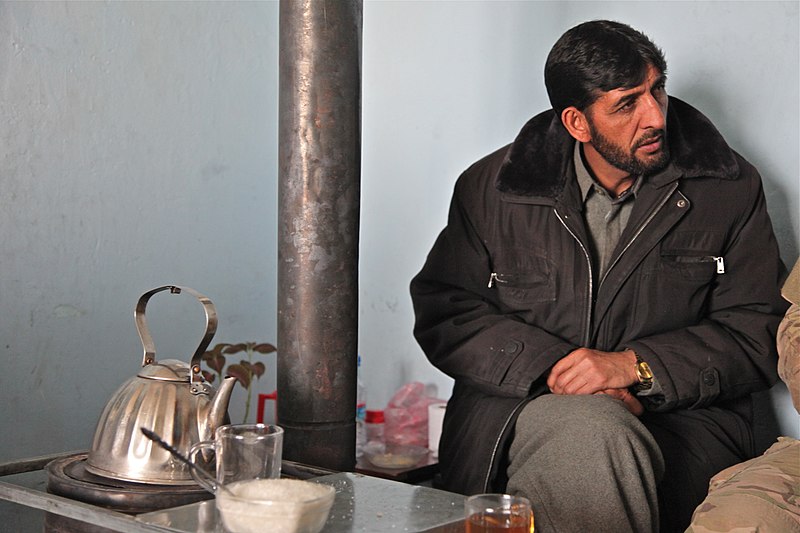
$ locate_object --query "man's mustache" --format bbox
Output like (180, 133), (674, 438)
(634, 129), (666, 149)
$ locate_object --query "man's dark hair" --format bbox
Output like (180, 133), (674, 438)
(545, 20), (667, 116)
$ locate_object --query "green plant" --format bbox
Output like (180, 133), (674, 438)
(201, 342), (277, 423)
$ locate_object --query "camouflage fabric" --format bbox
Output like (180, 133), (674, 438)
(783, 259), (800, 305)
(778, 302), (800, 413)
(779, 259), (800, 412)
(685, 437), (800, 532)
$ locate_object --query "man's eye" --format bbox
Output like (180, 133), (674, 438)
(653, 85), (668, 104)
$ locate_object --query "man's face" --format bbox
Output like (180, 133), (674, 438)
(584, 64), (670, 177)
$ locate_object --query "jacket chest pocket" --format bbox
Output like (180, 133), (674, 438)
(489, 247), (556, 304)
(659, 230), (725, 282)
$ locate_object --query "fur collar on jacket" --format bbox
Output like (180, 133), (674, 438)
(496, 96), (740, 198)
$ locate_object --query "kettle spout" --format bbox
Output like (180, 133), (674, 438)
(200, 376), (238, 442)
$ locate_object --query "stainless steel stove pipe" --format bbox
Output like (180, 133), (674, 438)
(277, 0), (362, 472)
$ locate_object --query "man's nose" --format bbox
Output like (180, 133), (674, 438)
(640, 93), (667, 130)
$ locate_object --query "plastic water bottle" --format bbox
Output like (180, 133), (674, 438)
(355, 355), (367, 458)
(365, 409), (385, 444)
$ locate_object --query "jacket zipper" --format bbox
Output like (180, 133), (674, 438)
(482, 396), (531, 492)
(598, 186), (682, 289)
(555, 210), (594, 346)
(668, 255), (725, 274)
(482, 211), (594, 491)
(481, 210), (594, 490)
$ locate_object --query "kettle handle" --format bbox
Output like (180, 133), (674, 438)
(134, 285), (218, 393)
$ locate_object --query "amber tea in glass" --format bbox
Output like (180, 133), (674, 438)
(465, 493), (534, 533)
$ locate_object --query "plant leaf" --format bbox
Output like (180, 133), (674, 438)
(252, 362), (266, 379)
(203, 352), (227, 374)
(226, 363), (252, 389)
(203, 343), (231, 357)
(253, 343), (277, 354)
(201, 370), (216, 384)
(224, 343), (248, 355)
(202, 343), (231, 373)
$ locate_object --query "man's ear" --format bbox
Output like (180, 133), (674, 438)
(561, 107), (591, 143)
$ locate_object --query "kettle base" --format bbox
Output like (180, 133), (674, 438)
(45, 453), (211, 515)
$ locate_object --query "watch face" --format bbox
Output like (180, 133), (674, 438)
(636, 362), (654, 382)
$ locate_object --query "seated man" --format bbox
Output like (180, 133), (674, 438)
(687, 259), (800, 532)
(411, 20), (788, 533)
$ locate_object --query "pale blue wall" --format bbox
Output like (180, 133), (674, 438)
(0, 1), (280, 463)
(0, 1), (797, 469)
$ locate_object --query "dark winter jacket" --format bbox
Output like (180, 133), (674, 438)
(410, 97), (788, 495)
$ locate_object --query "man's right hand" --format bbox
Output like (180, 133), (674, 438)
(597, 388), (644, 416)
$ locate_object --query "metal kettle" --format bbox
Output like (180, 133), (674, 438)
(86, 285), (237, 485)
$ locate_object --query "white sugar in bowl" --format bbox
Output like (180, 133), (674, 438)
(216, 478), (335, 533)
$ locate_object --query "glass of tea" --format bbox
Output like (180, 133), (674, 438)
(465, 493), (534, 533)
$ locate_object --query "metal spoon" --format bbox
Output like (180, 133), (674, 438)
(140, 427), (234, 496)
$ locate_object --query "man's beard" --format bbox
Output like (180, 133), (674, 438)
(588, 123), (670, 177)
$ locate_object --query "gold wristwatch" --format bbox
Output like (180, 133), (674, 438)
(634, 353), (654, 392)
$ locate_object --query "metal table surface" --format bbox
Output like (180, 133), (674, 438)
(0, 451), (466, 532)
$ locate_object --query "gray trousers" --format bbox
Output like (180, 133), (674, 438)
(507, 394), (665, 533)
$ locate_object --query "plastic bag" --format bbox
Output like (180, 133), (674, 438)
(383, 382), (440, 447)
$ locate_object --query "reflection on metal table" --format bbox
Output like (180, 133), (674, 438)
(355, 449), (440, 485)
(0, 451), (465, 533)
